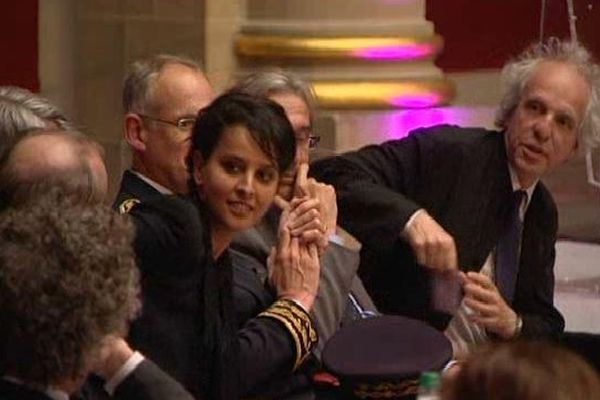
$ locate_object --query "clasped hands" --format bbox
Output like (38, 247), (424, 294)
(402, 210), (519, 339)
(268, 163), (337, 311)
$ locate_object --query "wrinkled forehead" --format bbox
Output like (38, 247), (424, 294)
(524, 61), (591, 119)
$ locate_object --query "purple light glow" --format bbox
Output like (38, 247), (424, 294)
(380, 107), (495, 140)
(352, 44), (434, 60)
(389, 94), (441, 108)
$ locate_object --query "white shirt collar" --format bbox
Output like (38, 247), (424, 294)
(45, 387), (69, 400)
(130, 170), (173, 195)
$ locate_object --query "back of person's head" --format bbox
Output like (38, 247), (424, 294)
(496, 38), (600, 149)
(0, 130), (108, 209)
(190, 91), (296, 175)
(0, 97), (48, 162)
(122, 54), (202, 114)
(0, 87), (74, 169)
(442, 341), (600, 400)
(0, 86), (72, 130)
(0, 190), (139, 389)
(233, 70), (317, 123)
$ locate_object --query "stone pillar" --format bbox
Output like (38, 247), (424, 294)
(236, 0), (453, 110)
(229, 0), (454, 151)
(205, 0), (245, 92)
(38, 0), (76, 120)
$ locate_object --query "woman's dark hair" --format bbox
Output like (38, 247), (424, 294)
(190, 91), (296, 174)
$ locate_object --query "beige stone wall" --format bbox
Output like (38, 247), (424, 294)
(205, 0), (244, 92)
(39, 0), (207, 198)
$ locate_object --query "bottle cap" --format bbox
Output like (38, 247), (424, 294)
(419, 371), (441, 389)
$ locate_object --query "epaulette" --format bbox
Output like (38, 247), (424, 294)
(118, 198), (141, 214)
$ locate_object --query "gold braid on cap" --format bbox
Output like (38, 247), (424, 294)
(258, 298), (318, 369)
(354, 380), (419, 399)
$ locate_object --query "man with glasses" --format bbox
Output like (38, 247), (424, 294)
(114, 54), (215, 212)
(230, 72), (378, 377)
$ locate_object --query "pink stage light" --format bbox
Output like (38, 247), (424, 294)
(381, 107), (485, 140)
(352, 44), (435, 61)
(389, 94), (442, 108)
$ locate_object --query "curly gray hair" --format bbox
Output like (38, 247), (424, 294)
(0, 191), (140, 386)
(495, 38), (600, 149)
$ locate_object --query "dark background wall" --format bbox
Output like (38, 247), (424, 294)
(0, 0), (39, 91)
(428, 0), (600, 71)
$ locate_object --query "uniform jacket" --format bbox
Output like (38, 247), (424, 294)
(112, 170), (162, 212)
(311, 125), (564, 339)
(114, 173), (315, 398)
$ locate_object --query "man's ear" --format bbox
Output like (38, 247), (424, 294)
(192, 150), (205, 186)
(124, 113), (146, 152)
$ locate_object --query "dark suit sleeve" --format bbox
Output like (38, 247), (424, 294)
(237, 299), (318, 396)
(128, 197), (317, 398)
(310, 133), (424, 247)
(113, 359), (197, 400)
(237, 316), (297, 394)
(519, 245), (564, 340)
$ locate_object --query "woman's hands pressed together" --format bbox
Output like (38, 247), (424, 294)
(268, 203), (320, 310)
(268, 163), (334, 310)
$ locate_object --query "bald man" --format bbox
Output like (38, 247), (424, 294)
(0, 129), (108, 208)
(114, 54), (215, 212)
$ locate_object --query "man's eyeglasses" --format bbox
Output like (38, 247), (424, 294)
(296, 131), (321, 149)
(308, 135), (321, 149)
(138, 114), (196, 132)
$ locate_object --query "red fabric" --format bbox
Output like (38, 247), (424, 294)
(0, 0), (39, 91)
(427, 0), (600, 71)
(0, 1), (599, 86)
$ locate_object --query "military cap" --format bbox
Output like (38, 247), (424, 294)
(322, 315), (452, 399)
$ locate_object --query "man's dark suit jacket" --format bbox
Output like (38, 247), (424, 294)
(311, 125), (564, 339)
(0, 360), (195, 400)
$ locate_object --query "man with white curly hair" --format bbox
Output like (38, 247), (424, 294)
(312, 38), (600, 358)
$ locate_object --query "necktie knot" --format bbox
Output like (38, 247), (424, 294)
(512, 190), (527, 217)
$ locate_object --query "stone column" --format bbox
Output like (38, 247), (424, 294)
(236, 0), (454, 110)
(229, 0), (454, 150)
